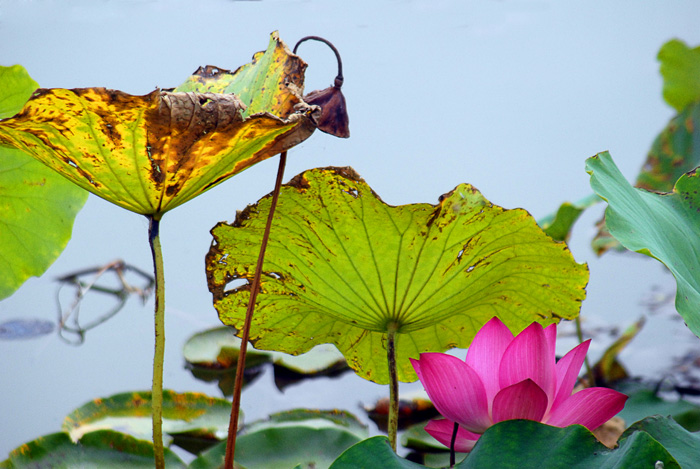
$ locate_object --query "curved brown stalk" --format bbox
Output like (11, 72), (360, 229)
(224, 151), (288, 469)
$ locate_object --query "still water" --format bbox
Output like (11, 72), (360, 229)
(1, 0), (699, 460)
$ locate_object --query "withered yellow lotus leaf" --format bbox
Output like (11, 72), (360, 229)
(0, 88), (315, 215)
(0, 33), (318, 215)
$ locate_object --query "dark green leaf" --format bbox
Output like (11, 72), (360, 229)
(329, 436), (425, 469)
(624, 415), (700, 468)
(458, 420), (680, 468)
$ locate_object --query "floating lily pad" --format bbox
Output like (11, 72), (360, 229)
(0, 65), (87, 300)
(190, 410), (367, 469)
(183, 326), (350, 393)
(62, 390), (231, 451)
(0, 430), (185, 468)
(183, 326), (272, 369)
(272, 344), (350, 390)
(208, 167), (588, 384)
(365, 393), (437, 432)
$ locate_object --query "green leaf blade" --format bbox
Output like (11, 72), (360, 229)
(0, 65), (88, 300)
(587, 151), (700, 337)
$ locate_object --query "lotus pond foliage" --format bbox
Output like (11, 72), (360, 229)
(2, 34), (700, 469)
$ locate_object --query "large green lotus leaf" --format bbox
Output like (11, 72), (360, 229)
(459, 420), (679, 468)
(207, 167), (588, 384)
(61, 390), (231, 444)
(175, 31), (306, 119)
(0, 35), (316, 215)
(0, 430), (185, 468)
(189, 410), (367, 469)
(331, 423), (682, 469)
(624, 415), (700, 468)
(587, 151), (700, 337)
(659, 39), (700, 112)
(0, 65), (88, 300)
(329, 436), (424, 469)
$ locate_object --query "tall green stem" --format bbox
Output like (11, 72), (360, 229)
(224, 152), (288, 469)
(148, 214), (165, 469)
(575, 316), (594, 386)
(387, 323), (399, 452)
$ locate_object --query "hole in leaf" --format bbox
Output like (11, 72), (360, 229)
(224, 278), (249, 295)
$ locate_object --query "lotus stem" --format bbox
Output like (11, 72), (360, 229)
(293, 36), (344, 87)
(450, 421), (458, 468)
(148, 214), (165, 469)
(387, 323), (399, 452)
(224, 151), (288, 469)
(575, 316), (594, 386)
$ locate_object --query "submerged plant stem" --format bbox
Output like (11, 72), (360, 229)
(575, 316), (594, 386)
(148, 214), (165, 469)
(387, 324), (399, 452)
(224, 151), (288, 469)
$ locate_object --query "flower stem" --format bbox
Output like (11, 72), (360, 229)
(450, 421), (458, 468)
(224, 151), (288, 469)
(148, 214), (165, 469)
(387, 323), (399, 452)
(575, 316), (595, 386)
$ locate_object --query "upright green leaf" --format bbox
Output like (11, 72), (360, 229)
(0, 34), (317, 215)
(659, 39), (700, 112)
(208, 167), (588, 384)
(0, 65), (88, 300)
(587, 151), (700, 337)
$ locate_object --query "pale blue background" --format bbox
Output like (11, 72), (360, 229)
(1, 0), (699, 460)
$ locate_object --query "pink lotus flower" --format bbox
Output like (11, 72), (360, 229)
(410, 317), (627, 453)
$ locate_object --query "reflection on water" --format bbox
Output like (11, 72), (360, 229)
(0, 319), (54, 340)
(1, 0), (700, 460)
